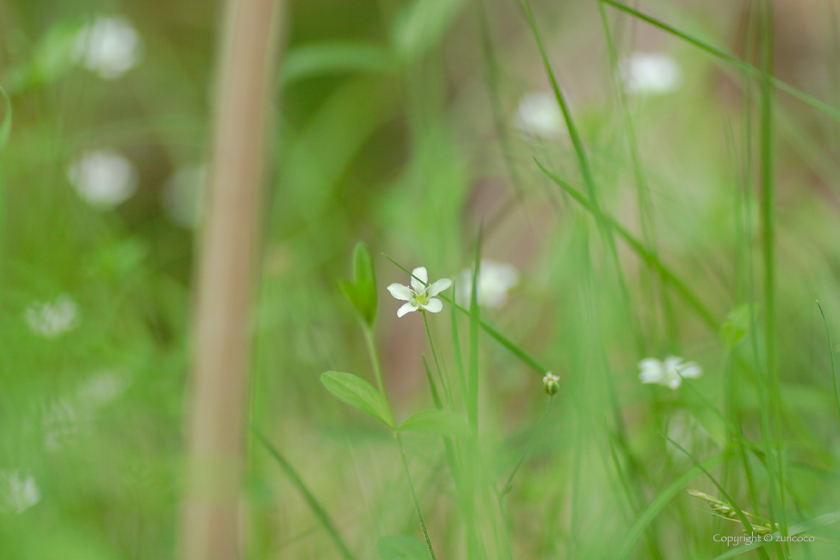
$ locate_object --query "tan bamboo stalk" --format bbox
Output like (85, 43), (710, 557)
(180, 0), (282, 558)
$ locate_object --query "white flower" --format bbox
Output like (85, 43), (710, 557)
(77, 370), (130, 408)
(67, 150), (138, 209)
(387, 267), (452, 318)
(638, 356), (701, 389)
(619, 52), (683, 95)
(0, 471), (40, 514)
(25, 294), (80, 338)
(71, 15), (142, 80)
(513, 91), (565, 139)
(456, 260), (519, 309)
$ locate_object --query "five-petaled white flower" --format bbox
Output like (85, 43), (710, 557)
(638, 356), (701, 389)
(387, 267), (451, 318)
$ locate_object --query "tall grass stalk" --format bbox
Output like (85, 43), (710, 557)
(180, 0), (281, 558)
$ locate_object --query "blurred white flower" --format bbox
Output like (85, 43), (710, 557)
(456, 260), (519, 309)
(161, 165), (206, 228)
(620, 52), (683, 95)
(67, 149), (138, 209)
(387, 267), (451, 318)
(77, 371), (130, 408)
(513, 91), (565, 139)
(25, 294), (80, 338)
(638, 356), (701, 389)
(0, 471), (40, 514)
(71, 15), (142, 80)
(666, 409), (711, 462)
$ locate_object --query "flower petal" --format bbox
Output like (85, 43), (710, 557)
(666, 375), (682, 389)
(422, 298), (443, 313)
(397, 302), (418, 318)
(427, 278), (452, 297)
(663, 356), (683, 371)
(387, 283), (413, 301)
(639, 369), (663, 383)
(679, 362), (702, 378)
(410, 267), (428, 292)
(638, 358), (662, 371)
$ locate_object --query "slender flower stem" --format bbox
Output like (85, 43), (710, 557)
(396, 432), (438, 560)
(421, 310), (451, 405)
(363, 326), (387, 397)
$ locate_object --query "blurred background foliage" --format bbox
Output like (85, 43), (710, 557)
(2, 0), (840, 558)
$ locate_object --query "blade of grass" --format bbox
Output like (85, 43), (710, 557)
(599, 0), (840, 123)
(523, 0), (641, 352)
(614, 450), (727, 560)
(757, 2), (788, 550)
(664, 435), (771, 560)
(468, 231), (481, 432)
(817, 301), (840, 433)
(534, 159), (718, 329)
(252, 427), (358, 560)
(450, 280), (468, 409)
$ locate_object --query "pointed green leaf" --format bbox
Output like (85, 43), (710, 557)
(377, 535), (429, 560)
(320, 371), (393, 428)
(341, 243), (378, 328)
(399, 409), (470, 438)
(281, 42), (395, 84)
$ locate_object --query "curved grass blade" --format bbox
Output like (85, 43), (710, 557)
(252, 427), (358, 560)
(599, 0), (840, 123)
(534, 159), (718, 329)
(664, 435), (770, 560)
(818, 301), (840, 433)
(614, 450), (726, 560)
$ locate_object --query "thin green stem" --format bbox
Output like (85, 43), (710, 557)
(600, 0), (840, 122)
(396, 432), (438, 560)
(363, 326), (387, 397)
(422, 310), (452, 407)
(252, 427), (358, 560)
(818, 301), (840, 433)
(499, 395), (554, 497)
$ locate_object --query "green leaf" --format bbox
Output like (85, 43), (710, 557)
(399, 409), (470, 437)
(281, 42), (395, 84)
(320, 371), (393, 428)
(377, 535), (429, 560)
(340, 242), (378, 328)
(720, 303), (753, 349)
(391, 0), (466, 62)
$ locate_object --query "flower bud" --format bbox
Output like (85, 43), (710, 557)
(543, 372), (560, 396)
